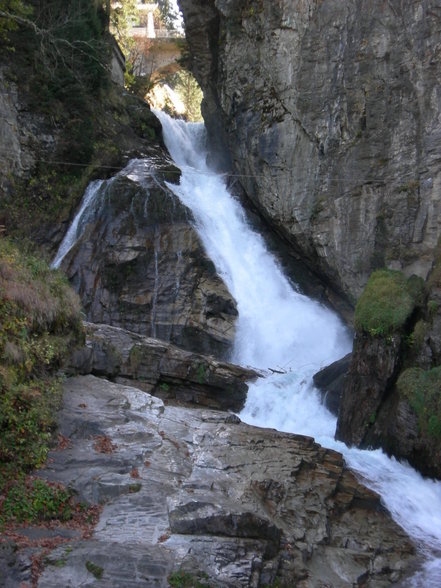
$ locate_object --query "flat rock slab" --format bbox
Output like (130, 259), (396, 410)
(39, 540), (174, 588)
(4, 375), (416, 587)
(69, 322), (259, 412)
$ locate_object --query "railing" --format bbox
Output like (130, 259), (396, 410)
(129, 26), (184, 39)
(155, 28), (183, 38)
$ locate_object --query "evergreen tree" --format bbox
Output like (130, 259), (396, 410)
(172, 70), (202, 122)
(109, 0), (137, 55)
(157, 0), (180, 31)
(0, 0), (32, 40)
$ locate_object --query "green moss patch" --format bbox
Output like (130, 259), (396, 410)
(86, 560), (104, 579)
(168, 570), (211, 588)
(397, 366), (441, 438)
(354, 269), (424, 337)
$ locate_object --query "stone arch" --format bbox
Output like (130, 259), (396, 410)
(132, 37), (185, 81)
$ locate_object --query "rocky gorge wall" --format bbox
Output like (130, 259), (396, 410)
(179, 0), (441, 303)
(177, 0), (441, 476)
(0, 7), (436, 583)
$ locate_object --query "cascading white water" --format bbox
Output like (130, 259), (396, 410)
(51, 159), (153, 270)
(156, 110), (441, 586)
(52, 179), (104, 269)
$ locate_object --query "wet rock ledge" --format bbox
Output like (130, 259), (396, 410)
(3, 343), (416, 586)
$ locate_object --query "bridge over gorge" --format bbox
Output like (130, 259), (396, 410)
(129, 2), (185, 82)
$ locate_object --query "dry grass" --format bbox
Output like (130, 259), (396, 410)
(0, 239), (81, 333)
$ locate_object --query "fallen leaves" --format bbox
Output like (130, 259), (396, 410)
(92, 435), (117, 454)
(56, 434), (72, 451)
(1, 501), (102, 587)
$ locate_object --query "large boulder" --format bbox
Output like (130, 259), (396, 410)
(60, 159), (238, 359)
(336, 332), (403, 446)
(313, 353), (351, 416)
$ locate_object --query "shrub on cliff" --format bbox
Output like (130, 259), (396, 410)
(354, 269), (424, 337)
(0, 238), (83, 484)
(0, 0), (162, 241)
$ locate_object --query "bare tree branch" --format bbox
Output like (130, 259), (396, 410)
(0, 8), (110, 82)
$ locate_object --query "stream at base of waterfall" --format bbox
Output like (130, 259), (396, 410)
(155, 110), (441, 587)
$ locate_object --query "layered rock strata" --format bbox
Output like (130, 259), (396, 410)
(60, 160), (237, 358)
(70, 322), (259, 412)
(3, 375), (416, 587)
(179, 0), (441, 302)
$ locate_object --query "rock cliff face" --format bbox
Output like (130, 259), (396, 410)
(178, 0), (441, 302)
(59, 160), (237, 358)
(0, 67), (37, 192)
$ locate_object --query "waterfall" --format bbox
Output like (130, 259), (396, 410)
(52, 179), (104, 269)
(51, 159), (155, 270)
(156, 110), (441, 586)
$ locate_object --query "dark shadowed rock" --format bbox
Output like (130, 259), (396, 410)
(336, 333), (403, 446)
(313, 352), (352, 415)
(60, 159), (237, 359)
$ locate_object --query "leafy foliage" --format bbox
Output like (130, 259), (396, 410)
(1, 0), (161, 239)
(172, 70), (202, 121)
(354, 269), (423, 337)
(397, 367), (441, 438)
(0, 477), (72, 524)
(110, 0), (137, 56)
(0, 0), (32, 40)
(2, 0), (109, 90)
(0, 0), (112, 233)
(157, 0), (181, 31)
(0, 238), (83, 484)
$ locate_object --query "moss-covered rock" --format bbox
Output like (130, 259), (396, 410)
(337, 262), (441, 478)
(354, 269), (424, 337)
(336, 269), (426, 448)
(397, 366), (441, 439)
